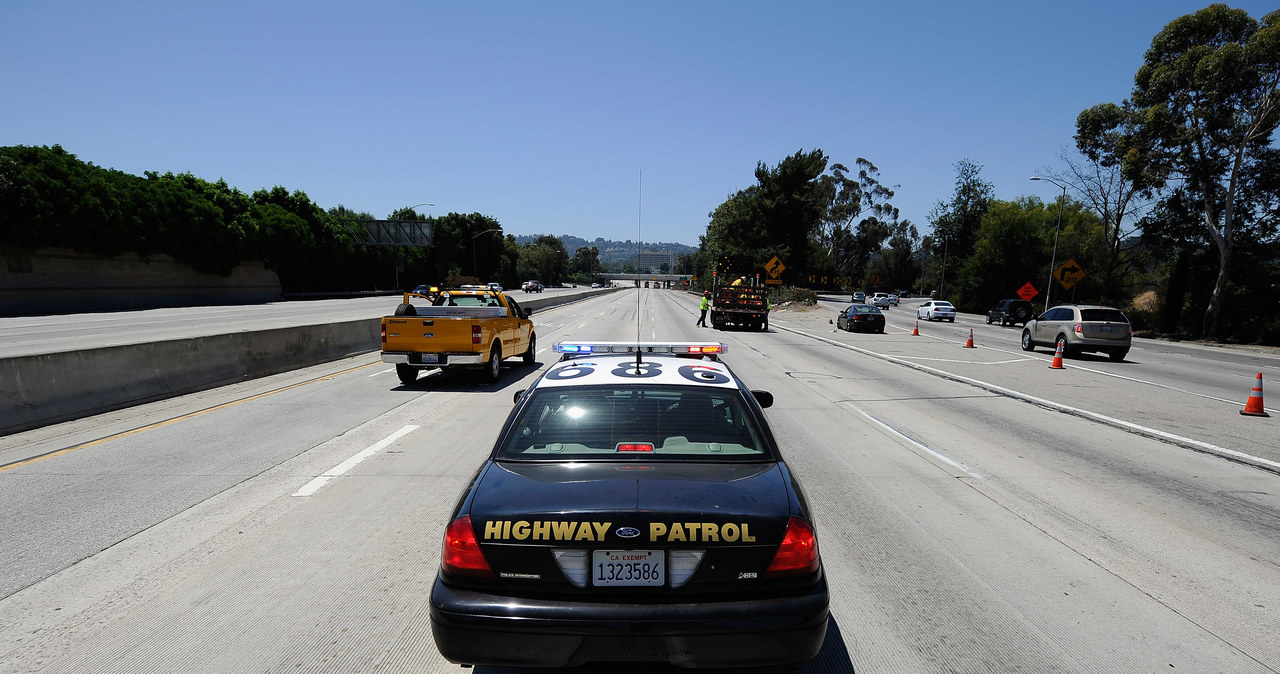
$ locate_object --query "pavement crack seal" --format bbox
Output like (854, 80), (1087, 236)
(775, 324), (1280, 476)
(841, 401), (984, 480)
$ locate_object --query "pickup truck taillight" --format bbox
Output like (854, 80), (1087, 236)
(381, 324), (386, 344)
(472, 324), (482, 344)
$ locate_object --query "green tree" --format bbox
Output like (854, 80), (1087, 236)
(928, 159), (993, 265)
(518, 235), (569, 285)
(704, 150), (831, 284)
(568, 245), (601, 280)
(1100, 5), (1280, 338)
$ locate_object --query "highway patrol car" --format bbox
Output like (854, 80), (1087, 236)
(429, 341), (829, 668)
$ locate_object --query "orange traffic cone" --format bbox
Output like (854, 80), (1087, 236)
(963, 328), (975, 348)
(1049, 341), (1065, 369)
(912, 321), (919, 336)
(1240, 373), (1269, 417)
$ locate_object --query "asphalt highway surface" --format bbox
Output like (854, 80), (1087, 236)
(1, 289), (1277, 673)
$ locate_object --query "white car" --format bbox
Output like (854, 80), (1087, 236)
(871, 292), (891, 308)
(917, 300), (956, 322)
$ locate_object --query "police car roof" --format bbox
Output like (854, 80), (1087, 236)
(540, 342), (737, 389)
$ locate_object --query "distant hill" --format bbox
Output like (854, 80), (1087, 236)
(511, 234), (698, 268)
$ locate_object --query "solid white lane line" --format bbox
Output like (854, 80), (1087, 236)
(292, 425), (419, 497)
(370, 367), (396, 377)
(782, 324), (1280, 474)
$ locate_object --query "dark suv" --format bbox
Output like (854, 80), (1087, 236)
(986, 299), (1034, 326)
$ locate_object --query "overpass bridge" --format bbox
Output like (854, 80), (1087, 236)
(599, 273), (693, 288)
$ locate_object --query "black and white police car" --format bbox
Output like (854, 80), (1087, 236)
(429, 341), (829, 668)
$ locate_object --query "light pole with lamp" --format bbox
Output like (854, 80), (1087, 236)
(1030, 176), (1067, 313)
(400, 202), (435, 217)
(472, 228), (502, 281)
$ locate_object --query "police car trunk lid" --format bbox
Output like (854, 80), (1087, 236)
(470, 461), (793, 593)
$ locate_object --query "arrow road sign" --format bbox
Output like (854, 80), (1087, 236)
(1053, 259), (1086, 290)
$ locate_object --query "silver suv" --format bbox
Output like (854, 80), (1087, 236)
(1021, 304), (1132, 361)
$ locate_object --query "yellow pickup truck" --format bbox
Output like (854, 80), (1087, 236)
(380, 287), (536, 385)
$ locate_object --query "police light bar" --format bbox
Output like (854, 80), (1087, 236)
(552, 341), (728, 355)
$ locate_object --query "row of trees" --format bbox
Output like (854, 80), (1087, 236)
(689, 4), (1279, 344)
(0, 145), (604, 293)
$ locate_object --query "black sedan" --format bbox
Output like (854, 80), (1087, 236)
(430, 341), (829, 669)
(836, 303), (885, 333)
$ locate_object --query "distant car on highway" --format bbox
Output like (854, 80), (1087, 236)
(1022, 304), (1132, 361)
(835, 304), (885, 333)
(986, 299), (1034, 327)
(917, 300), (956, 322)
(871, 292), (891, 309)
(487, 282), (503, 292)
(521, 280), (543, 293)
(887, 293), (900, 306)
(852, 291), (866, 303)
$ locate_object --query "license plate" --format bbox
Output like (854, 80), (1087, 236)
(1101, 325), (1113, 332)
(592, 550), (664, 587)
(421, 354), (439, 364)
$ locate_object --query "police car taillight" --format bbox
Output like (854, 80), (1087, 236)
(764, 517), (819, 578)
(441, 516), (494, 578)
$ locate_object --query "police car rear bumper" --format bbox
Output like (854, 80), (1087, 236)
(429, 575), (828, 668)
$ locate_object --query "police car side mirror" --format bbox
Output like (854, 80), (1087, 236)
(751, 390), (774, 408)
(512, 389), (526, 404)
(828, 319), (833, 325)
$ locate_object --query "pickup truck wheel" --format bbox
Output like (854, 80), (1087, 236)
(522, 334), (537, 365)
(985, 315), (993, 324)
(482, 342), (502, 383)
(395, 364), (418, 385)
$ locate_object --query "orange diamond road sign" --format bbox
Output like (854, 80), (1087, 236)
(1053, 259), (1086, 290)
(764, 256), (785, 278)
(1017, 282), (1038, 301)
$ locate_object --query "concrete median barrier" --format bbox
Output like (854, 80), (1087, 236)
(0, 287), (618, 436)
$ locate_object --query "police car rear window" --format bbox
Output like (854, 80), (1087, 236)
(500, 385), (767, 459)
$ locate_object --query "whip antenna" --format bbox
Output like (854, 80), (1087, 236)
(636, 169), (643, 371)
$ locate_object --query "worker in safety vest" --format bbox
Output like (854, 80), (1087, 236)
(696, 291), (716, 327)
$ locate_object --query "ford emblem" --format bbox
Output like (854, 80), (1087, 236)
(615, 527), (641, 539)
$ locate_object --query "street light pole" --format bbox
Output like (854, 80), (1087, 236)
(471, 228), (502, 280)
(1030, 176), (1067, 313)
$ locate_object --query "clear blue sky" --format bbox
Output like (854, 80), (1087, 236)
(4, 1), (1273, 248)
